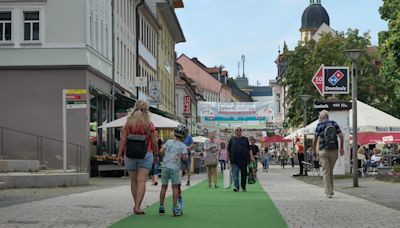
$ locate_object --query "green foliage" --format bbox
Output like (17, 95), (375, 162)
(378, 0), (400, 116)
(283, 29), (385, 127)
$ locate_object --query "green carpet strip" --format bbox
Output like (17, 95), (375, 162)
(109, 178), (288, 228)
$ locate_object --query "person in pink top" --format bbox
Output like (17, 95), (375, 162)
(219, 141), (228, 173)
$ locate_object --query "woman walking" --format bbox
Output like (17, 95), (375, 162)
(262, 147), (270, 172)
(117, 100), (158, 215)
(204, 130), (220, 188)
(219, 141), (228, 173)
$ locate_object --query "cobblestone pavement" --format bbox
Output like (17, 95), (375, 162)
(0, 177), (131, 208)
(259, 166), (400, 228)
(0, 174), (206, 228)
(293, 172), (400, 211)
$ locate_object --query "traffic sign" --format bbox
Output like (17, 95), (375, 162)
(64, 89), (87, 109)
(311, 65), (324, 96)
(148, 81), (161, 105)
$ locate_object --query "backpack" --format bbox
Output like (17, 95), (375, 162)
(125, 126), (150, 159)
(323, 123), (338, 150)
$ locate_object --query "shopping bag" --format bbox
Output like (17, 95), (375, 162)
(223, 169), (231, 189)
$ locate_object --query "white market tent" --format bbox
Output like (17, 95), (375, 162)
(99, 113), (182, 129)
(349, 100), (400, 132)
(284, 100), (400, 140)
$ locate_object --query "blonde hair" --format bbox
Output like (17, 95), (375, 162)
(126, 100), (151, 129)
(319, 110), (329, 120)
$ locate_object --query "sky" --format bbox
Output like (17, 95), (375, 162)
(175, 0), (388, 86)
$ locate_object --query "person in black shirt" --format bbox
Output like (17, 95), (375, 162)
(227, 127), (255, 192)
(250, 137), (260, 162)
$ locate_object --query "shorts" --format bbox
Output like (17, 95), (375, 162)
(124, 152), (153, 171)
(161, 167), (180, 185)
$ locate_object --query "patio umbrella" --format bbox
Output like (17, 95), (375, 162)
(264, 135), (291, 143)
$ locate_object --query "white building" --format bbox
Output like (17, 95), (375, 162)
(0, 0), (114, 172)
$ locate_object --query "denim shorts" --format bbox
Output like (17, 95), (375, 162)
(161, 167), (180, 185)
(124, 152), (153, 171)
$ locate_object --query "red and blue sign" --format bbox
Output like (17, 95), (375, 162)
(312, 65), (349, 95)
(324, 67), (349, 94)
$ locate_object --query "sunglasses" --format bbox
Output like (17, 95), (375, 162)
(235, 129), (242, 132)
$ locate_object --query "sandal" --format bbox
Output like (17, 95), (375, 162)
(133, 208), (145, 215)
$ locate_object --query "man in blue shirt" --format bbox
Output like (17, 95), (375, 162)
(182, 128), (194, 186)
(312, 110), (344, 198)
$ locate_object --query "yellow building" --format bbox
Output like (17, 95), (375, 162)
(155, 0), (185, 114)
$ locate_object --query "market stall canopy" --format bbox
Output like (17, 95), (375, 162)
(264, 135), (291, 143)
(351, 132), (400, 145)
(99, 113), (182, 129)
(287, 100), (400, 139)
(349, 100), (400, 132)
(193, 136), (208, 143)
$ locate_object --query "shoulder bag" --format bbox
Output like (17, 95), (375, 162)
(126, 125), (150, 159)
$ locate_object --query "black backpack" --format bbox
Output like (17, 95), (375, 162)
(323, 123), (338, 150)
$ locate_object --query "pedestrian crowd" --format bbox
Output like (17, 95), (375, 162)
(116, 100), (353, 217)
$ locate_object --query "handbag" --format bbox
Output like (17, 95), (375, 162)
(125, 126), (150, 159)
(205, 152), (218, 166)
(223, 169), (231, 189)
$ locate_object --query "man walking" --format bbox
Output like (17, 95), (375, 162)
(312, 110), (344, 198)
(227, 126), (255, 192)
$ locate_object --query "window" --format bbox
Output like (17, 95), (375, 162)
(0, 11), (12, 41)
(23, 11), (39, 41)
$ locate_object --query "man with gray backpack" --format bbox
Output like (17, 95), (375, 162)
(312, 110), (344, 198)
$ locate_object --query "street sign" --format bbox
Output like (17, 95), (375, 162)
(148, 81), (161, 105)
(311, 64), (324, 96)
(323, 67), (349, 94)
(62, 89), (87, 173)
(183, 95), (191, 116)
(64, 89), (87, 109)
(314, 100), (352, 111)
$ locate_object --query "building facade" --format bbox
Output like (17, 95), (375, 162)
(0, 0), (114, 172)
(148, 0), (185, 114)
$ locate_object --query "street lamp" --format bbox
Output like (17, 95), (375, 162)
(344, 49), (364, 188)
(299, 94), (311, 175)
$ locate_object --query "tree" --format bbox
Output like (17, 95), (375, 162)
(283, 29), (385, 127)
(378, 0), (400, 117)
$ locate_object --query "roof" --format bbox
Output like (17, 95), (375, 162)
(177, 54), (222, 93)
(249, 86), (273, 96)
(300, 2), (330, 31)
(206, 67), (221, 74)
(157, 2), (185, 43)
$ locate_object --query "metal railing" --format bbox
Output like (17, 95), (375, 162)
(0, 126), (85, 172)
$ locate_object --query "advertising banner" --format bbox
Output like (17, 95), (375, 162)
(183, 96), (191, 117)
(323, 67), (349, 94)
(197, 102), (274, 129)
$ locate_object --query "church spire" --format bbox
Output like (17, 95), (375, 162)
(310, 0), (321, 4)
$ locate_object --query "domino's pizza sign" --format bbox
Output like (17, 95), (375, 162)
(323, 66), (349, 95)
